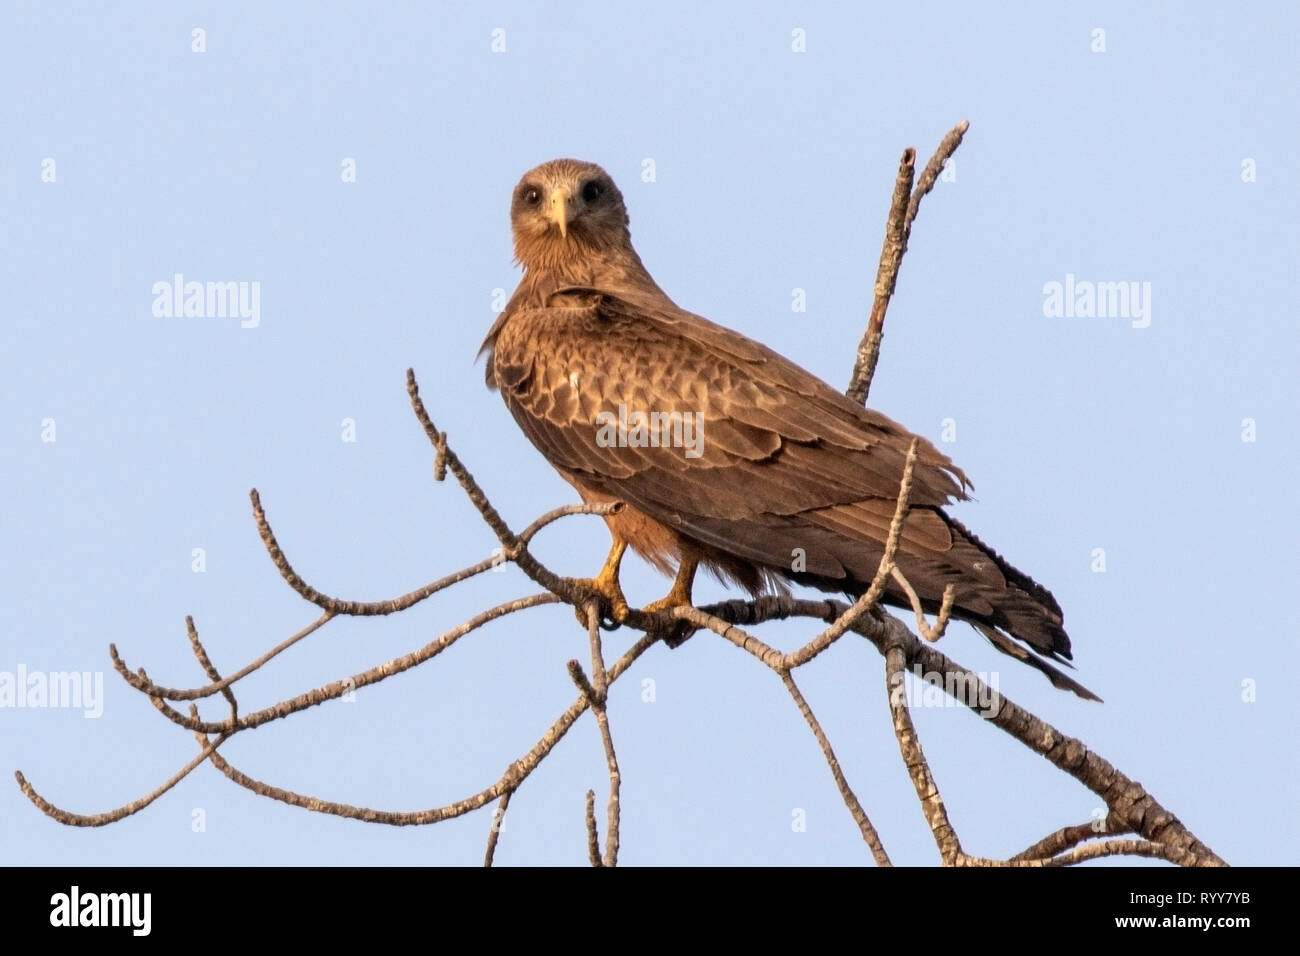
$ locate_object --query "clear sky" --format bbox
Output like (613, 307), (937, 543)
(2, 1), (1295, 866)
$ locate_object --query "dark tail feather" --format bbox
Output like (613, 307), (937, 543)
(942, 514), (1074, 661)
(974, 624), (1103, 702)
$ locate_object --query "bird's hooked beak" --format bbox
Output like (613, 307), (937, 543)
(546, 186), (572, 238)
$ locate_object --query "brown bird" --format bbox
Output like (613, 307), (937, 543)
(481, 158), (1098, 701)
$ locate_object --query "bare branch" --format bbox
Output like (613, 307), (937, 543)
(883, 627), (964, 863)
(15, 732), (230, 827)
(520, 501), (624, 544)
(135, 594), (558, 735)
(192, 629), (659, 826)
(407, 370), (608, 612)
(782, 437), (919, 668)
(111, 610), (336, 703)
(584, 790), (601, 867)
(780, 670), (891, 866)
(1044, 838), (1192, 867)
(890, 567), (955, 641)
(566, 660), (601, 706)
(186, 615), (238, 723)
(847, 120), (969, 405)
(585, 603), (621, 867)
(906, 120), (969, 229)
(251, 488), (504, 617)
(1011, 815), (1130, 862)
(483, 792), (511, 867)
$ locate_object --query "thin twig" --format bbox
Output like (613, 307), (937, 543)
(112, 610), (336, 702)
(585, 603), (621, 867)
(123, 595), (557, 735)
(906, 121), (969, 229)
(883, 629), (963, 864)
(15, 732), (230, 827)
(782, 438), (919, 668)
(566, 660), (601, 706)
(1043, 839), (1190, 867)
(407, 370), (603, 610)
(1011, 815), (1129, 862)
(847, 120), (969, 405)
(186, 615), (238, 723)
(520, 501), (624, 544)
(889, 566), (955, 641)
(483, 791), (512, 867)
(779, 670), (890, 866)
(585, 790), (601, 867)
(191, 630), (660, 826)
(251, 488), (503, 616)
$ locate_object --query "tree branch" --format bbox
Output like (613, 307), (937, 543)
(847, 120), (969, 405)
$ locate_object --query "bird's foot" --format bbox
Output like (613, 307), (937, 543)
(564, 573), (630, 629)
(564, 539), (630, 629)
(640, 578), (698, 647)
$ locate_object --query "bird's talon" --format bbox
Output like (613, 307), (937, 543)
(638, 597), (698, 646)
(605, 597), (630, 627)
(564, 572), (630, 630)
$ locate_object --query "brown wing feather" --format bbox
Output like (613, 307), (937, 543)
(492, 293), (967, 504)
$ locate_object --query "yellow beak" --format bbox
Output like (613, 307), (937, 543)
(546, 187), (571, 238)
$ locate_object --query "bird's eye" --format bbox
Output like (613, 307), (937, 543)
(521, 186), (541, 205)
(581, 180), (604, 202)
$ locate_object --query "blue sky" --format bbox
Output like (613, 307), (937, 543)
(2, 1), (1296, 866)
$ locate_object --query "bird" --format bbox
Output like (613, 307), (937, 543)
(480, 158), (1098, 701)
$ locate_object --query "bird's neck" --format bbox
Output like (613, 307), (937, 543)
(518, 244), (663, 303)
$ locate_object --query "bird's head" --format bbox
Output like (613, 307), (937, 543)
(510, 159), (631, 271)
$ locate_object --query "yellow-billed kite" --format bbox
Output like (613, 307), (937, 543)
(482, 158), (1097, 700)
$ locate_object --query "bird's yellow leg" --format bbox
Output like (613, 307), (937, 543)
(567, 538), (630, 624)
(642, 556), (698, 615)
